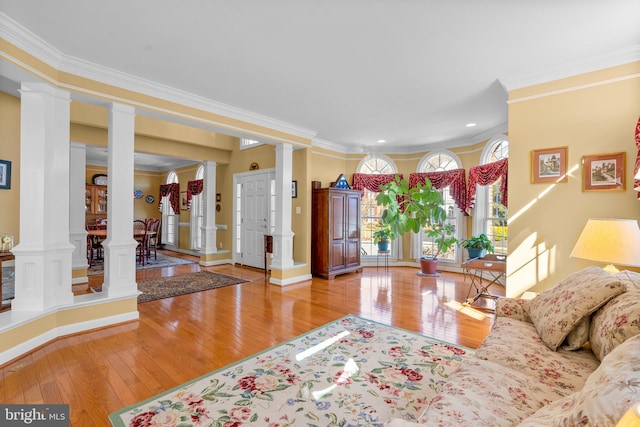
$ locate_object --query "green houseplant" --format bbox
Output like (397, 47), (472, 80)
(375, 176), (457, 275)
(372, 225), (391, 251)
(459, 233), (494, 259)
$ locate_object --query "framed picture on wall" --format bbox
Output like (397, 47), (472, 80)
(531, 147), (568, 183)
(0, 160), (11, 189)
(180, 191), (189, 210)
(582, 152), (626, 192)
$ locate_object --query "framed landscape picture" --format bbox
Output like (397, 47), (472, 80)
(531, 147), (568, 183)
(582, 152), (625, 192)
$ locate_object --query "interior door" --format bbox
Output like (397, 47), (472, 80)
(238, 172), (271, 268)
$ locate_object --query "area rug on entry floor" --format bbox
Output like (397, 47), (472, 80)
(88, 252), (196, 276)
(92, 270), (248, 303)
(109, 315), (473, 427)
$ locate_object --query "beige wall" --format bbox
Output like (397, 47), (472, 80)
(507, 61), (640, 297)
(0, 92), (20, 245)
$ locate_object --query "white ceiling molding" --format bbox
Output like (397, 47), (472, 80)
(0, 11), (318, 143)
(499, 44), (640, 92)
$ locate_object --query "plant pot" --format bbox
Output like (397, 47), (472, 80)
(419, 257), (438, 276)
(377, 241), (390, 252)
(467, 248), (483, 259)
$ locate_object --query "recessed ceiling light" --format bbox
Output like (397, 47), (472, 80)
(466, 123), (477, 127)
(377, 139), (386, 144)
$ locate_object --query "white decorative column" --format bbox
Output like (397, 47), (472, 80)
(200, 161), (218, 258)
(103, 103), (138, 298)
(69, 142), (89, 281)
(12, 82), (74, 311)
(271, 143), (295, 270)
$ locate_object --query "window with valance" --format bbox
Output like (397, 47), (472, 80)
(466, 158), (508, 213)
(413, 151), (464, 263)
(352, 155), (399, 257)
(186, 179), (204, 209)
(158, 183), (180, 214)
(471, 138), (509, 255)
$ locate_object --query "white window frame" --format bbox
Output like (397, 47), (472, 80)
(162, 171), (179, 247)
(471, 137), (509, 255)
(414, 150), (464, 266)
(356, 154), (402, 261)
(190, 165), (205, 250)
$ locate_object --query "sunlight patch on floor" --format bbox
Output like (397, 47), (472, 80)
(444, 300), (487, 321)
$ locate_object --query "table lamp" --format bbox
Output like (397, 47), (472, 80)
(570, 218), (640, 274)
(617, 402), (640, 426)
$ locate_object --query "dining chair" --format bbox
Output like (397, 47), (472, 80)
(133, 220), (148, 265)
(146, 218), (161, 261)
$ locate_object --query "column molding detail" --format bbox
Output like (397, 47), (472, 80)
(12, 82), (74, 311)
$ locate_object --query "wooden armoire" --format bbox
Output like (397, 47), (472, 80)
(311, 181), (362, 279)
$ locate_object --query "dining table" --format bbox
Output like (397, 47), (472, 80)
(87, 228), (156, 264)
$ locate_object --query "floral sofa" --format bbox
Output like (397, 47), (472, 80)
(387, 266), (640, 426)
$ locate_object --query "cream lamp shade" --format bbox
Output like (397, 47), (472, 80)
(570, 218), (640, 273)
(617, 402), (640, 426)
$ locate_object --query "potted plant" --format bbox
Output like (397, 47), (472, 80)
(372, 225), (391, 251)
(459, 233), (494, 259)
(375, 176), (457, 275)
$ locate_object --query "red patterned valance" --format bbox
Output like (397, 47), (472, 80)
(186, 179), (204, 209)
(634, 116), (640, 200)
(158, 183), (180, 214)
(352, 173), (404, 195)
(466, 158), (508, 213)
(409, 169), (467, 215)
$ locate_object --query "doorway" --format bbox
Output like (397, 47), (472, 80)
(233, 170), (275, 269)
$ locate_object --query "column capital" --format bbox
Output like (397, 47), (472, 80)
(19, 82), (70, 101)
(109, 102), (136, 115)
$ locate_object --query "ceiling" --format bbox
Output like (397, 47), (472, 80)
(1, 1), (639, 160)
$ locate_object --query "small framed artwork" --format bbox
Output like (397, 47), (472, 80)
(531, 147), (568, 183)
(291, 180), (298, 198)
(180, 191), (189, 210)
(0, 160), (11, 189)
(582, 152), (626, 192)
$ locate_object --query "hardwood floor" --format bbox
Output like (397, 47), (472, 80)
(1, 251), (504, 426)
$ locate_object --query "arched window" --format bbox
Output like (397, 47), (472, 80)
(190, 165), (204, 250)
(162, 171), (179, 247)
(416, 151), (463, 264)
(357, 155), (398, 257)
(473, 137), (509, 255)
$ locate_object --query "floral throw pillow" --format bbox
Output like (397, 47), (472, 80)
(528, 266), (626, 351)
(518, 334), (640, 426)
(589, 288), (640, 361)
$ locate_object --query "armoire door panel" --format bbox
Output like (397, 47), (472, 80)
(330, 242), (346, 270)
(330, 194), (345, 241)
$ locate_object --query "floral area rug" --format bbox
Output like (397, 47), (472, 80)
(88, 252), (195, 276)
(109, 315), (473, 426)
(92, 270), (248, 303)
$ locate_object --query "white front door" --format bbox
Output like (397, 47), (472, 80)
(236, 171), (272, 269)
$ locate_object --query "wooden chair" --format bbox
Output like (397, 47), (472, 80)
(133, 220), (148, 265)
(146, 218), (161, 261)
(86, 234), (103, 266)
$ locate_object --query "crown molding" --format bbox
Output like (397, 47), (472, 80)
(0, 12), (317, 142)
(312, 122), (508, 156)
(499, 44), (640, 92)
(0, 12), (63, 69)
